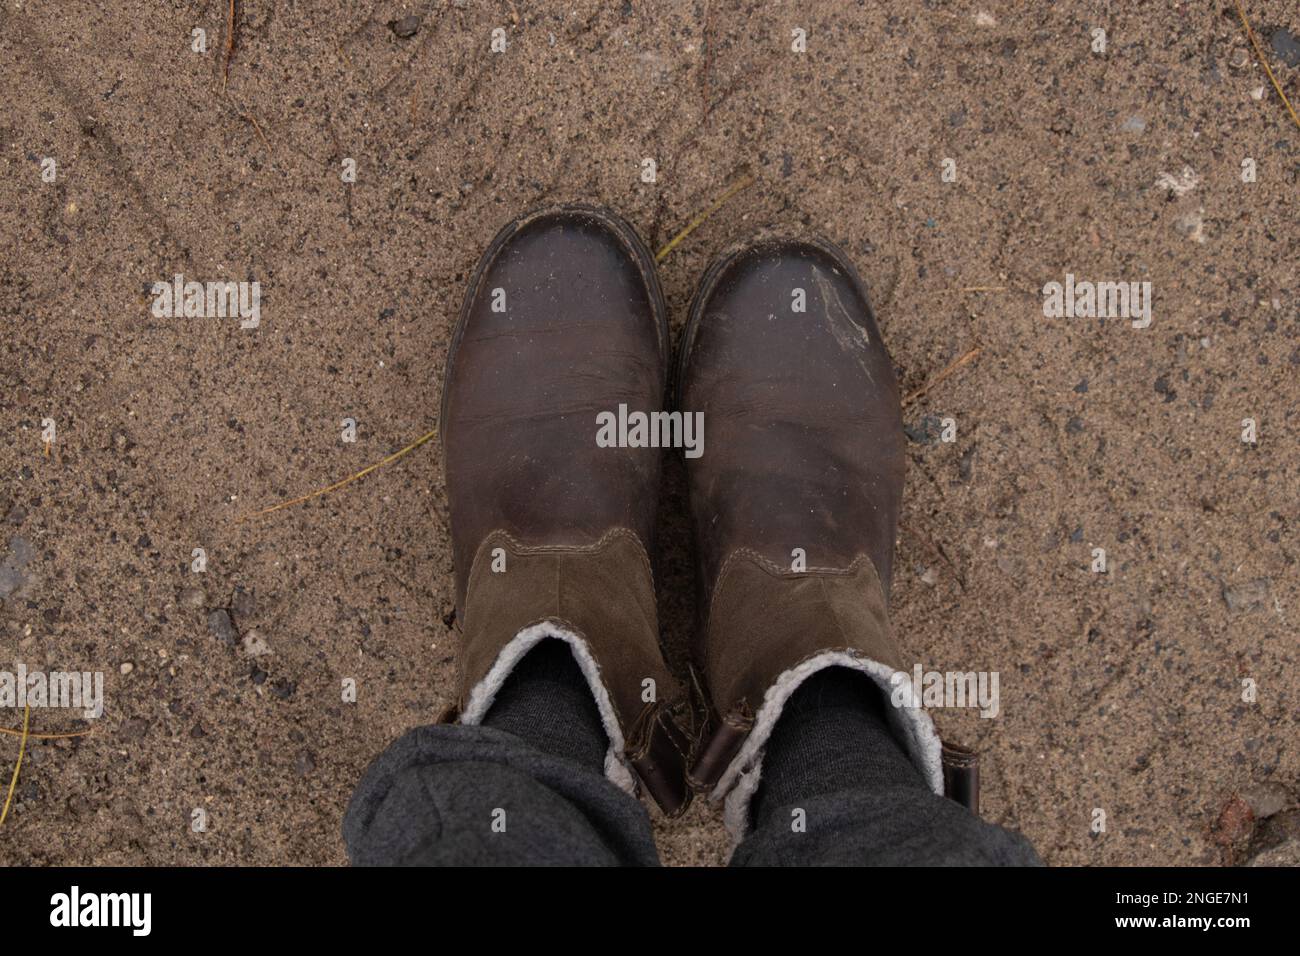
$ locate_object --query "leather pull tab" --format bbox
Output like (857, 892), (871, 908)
(685, 707), (753, 794)
(941, 741), (980, 814)
(628, 704), (695, 818)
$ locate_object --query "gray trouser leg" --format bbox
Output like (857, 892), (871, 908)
(730, 785), (1043, 866)
(344, 724), (660, 866)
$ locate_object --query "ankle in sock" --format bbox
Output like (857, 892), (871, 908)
(751, 666), (926, 829)
(482, 638), (610, 772)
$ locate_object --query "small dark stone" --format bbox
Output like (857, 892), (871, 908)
(389, 15), (421, 38)
(1069, 526), (1084, 543)
(231, 585), (255, 620)
(207, 608), (238, 647)
(250, 665), (268, 685)
(1, 535), (35, 600)
(957, 445), (977, 482)
(1065, 417), (1085, 434)
(1271, 28), (1300, 68)
(136, 534), (151, 548)
(904, 414), (944, 445)
(1073, 379), (1089, 393)
(270, 678), (296, 700)
(295, 749), (317, 776)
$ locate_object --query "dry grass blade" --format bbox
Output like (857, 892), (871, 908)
(903, 346), (983, 407)
(0, 726), (91, 740)
(656, 172), (755, 263)
(0, 705), (30, 828)
(241, 426), (439, 521)
(223, 0), (238, 89)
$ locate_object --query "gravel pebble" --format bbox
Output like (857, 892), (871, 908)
(1242, 782), (1291, 819)
(207, 608), (238, 646)
(242, 629), (271, 657)
(389, 15), (421, 38)
(232, 585), (256, 620)
(1222, 578), (1270, 614)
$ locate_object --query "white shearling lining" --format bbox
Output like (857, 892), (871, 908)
(459, 621), (638, 794)
(715, 651), (945, 842)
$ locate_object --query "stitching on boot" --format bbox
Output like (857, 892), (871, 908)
(704, 548), (877, 640)
(464, 527), (657, 613)
(655, 708), (689, 763)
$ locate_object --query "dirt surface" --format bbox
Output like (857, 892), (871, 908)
(1, 1), (1297, 866)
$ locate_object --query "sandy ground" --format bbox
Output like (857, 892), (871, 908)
(1, 0), (1297, 866)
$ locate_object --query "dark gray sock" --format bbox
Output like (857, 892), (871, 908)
(752, 666), (926, 829)
(482, 638), (609, 772)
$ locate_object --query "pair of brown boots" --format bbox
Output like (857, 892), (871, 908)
(439, 206), (951, 836)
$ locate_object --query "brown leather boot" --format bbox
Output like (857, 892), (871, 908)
(440, 206), (692, 815)
(678, 233), (947, 837)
